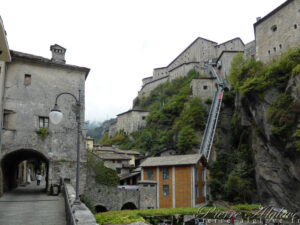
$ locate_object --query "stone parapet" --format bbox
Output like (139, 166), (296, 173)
(64, 183), (98, 225)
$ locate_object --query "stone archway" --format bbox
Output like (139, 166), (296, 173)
(121, 202), (137, 210)
(0, 149), (49, 193)
(95, 205), (107, 213)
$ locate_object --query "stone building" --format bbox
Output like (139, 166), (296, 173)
(109, 108), (149, 137)
(140, 154), (207, 208)
(254, 0), (300, 63)
(138, 37), (245, 98)
(0, 20), (90, 194)
(190, 77), (217, 101)
(85, 137), (94, 151)
(93, 145), (141, 176)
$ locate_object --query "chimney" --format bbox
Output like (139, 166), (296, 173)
(256, 17), (261, 22)
(50, 44), (66, 64)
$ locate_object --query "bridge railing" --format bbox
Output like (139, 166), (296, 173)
(64, 183), (98, 225)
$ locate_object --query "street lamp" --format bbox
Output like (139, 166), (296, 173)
(49, 90), (81, 204)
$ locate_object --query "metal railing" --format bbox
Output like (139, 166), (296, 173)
(199, 67), (224, 161)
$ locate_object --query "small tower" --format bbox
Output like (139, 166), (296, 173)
(50, 44), (66, 64)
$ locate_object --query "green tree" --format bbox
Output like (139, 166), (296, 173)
(177, 125), (198, 153)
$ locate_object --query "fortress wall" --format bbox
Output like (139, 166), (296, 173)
(169, 63), (200, 81)
(153, 67), (168, 80)
(190, 78), (217, 101)
(217, 52), (241, 81)
(142, 76), (153, 85)
(138, 76), (169, 98)
(255, 0), (300, 63)
(244, 40), (256, 59)
(216, 38), (245, 57)
(168, 38), (217, 71)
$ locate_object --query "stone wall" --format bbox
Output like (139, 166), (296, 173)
(215, 38), (245, 57)
(0, 62), (6, 137)
(244, 40), (256, 59)
(138, 76), (169, 98)
(254, 0), (300, 63)
(85, 172), (140, 211)
(153, 67), (169, 81)
(1, 54), (88, 193)
(139, 182), (157, 209)
(109, 110), (149, 136)
(169, 62), (201, 81)
(142, 76), (153, 86)
(64, 183), (98, 225)
(217, 52), (241, 81)
(190, 78), (217, 101)
(168, 38), (217, 72)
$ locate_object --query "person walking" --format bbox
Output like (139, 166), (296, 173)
(36, 173), (42, 186)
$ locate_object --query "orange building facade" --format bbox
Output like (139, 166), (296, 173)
(140, 154), (207, 208)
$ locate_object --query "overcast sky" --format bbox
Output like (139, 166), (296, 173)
(1, 0), (285, 122)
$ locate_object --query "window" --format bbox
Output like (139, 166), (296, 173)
(162, 185), (169, 196)
(39, 117), (49, 128)
(116, 168), (121, 174)
(147, 169), (154, 180)
(195, 168), (199, 181)
(294, 24), (297, 29)
(268, 50), (270, 55)
(273, 47), (276, 52)
(202, 184), (206, 197)
(279, 44), (282, 49)
(142, 116), (146, 120)
(162, 168), (169, 180)
(202, 169), (206, 182)
(203, 85), (208, 90)
(271, 25), (277, 32)
(195, 185), (199, 198)
(24, 74), (31, 86)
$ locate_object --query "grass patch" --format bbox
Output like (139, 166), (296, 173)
(94, 205), (261, 225)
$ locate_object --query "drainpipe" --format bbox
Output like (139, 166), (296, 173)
(0, 63), (8, 158)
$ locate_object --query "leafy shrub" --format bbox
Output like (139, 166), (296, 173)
(267, 93), (295, 140)
(81, 195), (95, 213)
(37, 127), (48, 140)
(87, 152), (119, 186)
(228, 48), (300, 96)
(104, 69), (206, 154)
(177, 125), (198, 154)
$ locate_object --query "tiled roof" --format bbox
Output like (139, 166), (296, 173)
(140, 154), (206, 167)
(10, 50), (90, 78)
(97, 153), (131, 160)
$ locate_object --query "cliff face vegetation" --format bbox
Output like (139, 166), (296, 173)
(226, 49), (300, 210)
(99, 70), (208, 154)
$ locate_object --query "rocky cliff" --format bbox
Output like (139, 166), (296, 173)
(239, 73), (300, 211)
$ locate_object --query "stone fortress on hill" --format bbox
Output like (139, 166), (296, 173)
(109, 0), (300, 137)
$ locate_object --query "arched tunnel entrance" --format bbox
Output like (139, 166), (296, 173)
(95, 205), (107, 213)
(121, 202), (137, 210)
(1, 149), (49, 193)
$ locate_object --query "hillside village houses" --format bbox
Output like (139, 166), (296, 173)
(0, 16), (90, 194)
(0, 0), (299, 211)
